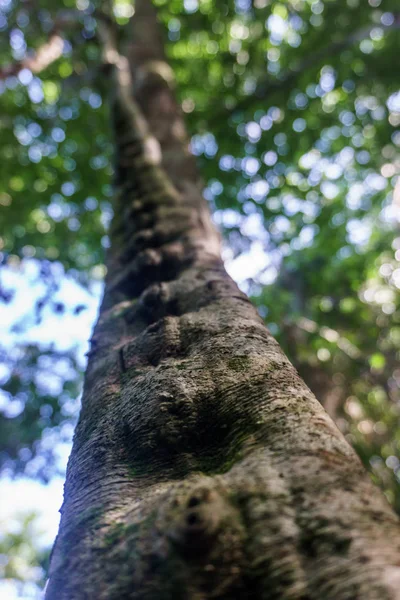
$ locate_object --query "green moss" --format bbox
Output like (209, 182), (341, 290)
(102, 512), (156, 549)
(74, 505), (104, 529)
(104, 522), (126, 546)
(121, 366), (144, 384)
(127, 465), (139, 477)
(175, 362), (187, 370)
(111, 299), (137, 319)
(198, 432), (254, 476)
(174, 361), (203, 371)
(53, 505), (105, 573)
(228, 356), (251, 372)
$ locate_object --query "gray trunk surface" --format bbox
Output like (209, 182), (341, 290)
(46, 2), (400, 599)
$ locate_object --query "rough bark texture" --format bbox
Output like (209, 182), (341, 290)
(46, 3), (400, 599)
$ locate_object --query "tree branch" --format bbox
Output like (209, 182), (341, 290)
(0, 10), (86, 80)
(96, 5), (167, 190)
(0, 34), (64, 80)
(0, 5), (128, 84)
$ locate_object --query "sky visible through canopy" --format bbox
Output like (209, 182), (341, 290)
(1, 0), (400, 597)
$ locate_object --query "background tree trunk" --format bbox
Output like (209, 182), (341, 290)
(46, 2), (400, 598)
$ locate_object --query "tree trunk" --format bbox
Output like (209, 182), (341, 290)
(46, 3), (400, 599)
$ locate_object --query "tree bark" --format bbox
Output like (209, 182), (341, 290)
(46, 3), (400, 599)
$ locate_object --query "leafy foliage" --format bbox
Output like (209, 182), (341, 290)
(1, 0), (400, 590)
(0, 511), (50, 598)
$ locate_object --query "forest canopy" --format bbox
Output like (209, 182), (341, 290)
(0, 0), (399, 596)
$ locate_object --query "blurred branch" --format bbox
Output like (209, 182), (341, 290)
(213, 14), (400, 124)
(0, 6), (121, 81)
(96, 4), (120, 65)
(0, 34), (64, 80)
(0, 12), (81, 80)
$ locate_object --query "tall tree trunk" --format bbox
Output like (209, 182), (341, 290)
(46, 3), (400, 599)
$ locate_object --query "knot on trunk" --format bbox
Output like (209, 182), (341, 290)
(159, 478), (245, 552)
(165, 484), (227, 554)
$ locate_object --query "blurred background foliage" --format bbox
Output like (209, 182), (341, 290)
(0, 0), (400, 595)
